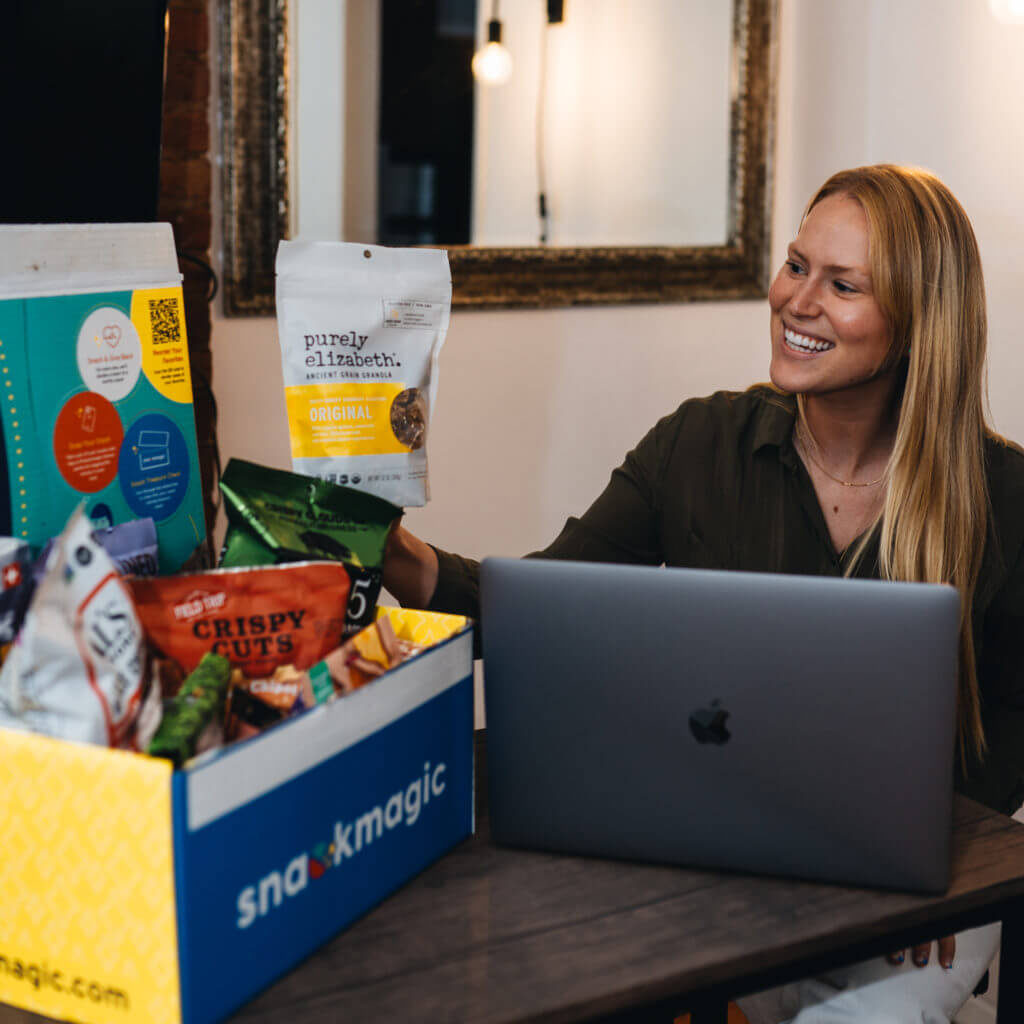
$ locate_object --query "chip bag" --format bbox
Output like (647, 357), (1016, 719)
(0, 507), (147, 746)
(128, 562), (350, 680)
(218, 458), (401, 634)
(275, 241), (451, 507)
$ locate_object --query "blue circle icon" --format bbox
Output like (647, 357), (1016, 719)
(118, 414), (190, 521)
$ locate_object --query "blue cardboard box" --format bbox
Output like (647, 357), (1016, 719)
(0, 608), (473, 1024)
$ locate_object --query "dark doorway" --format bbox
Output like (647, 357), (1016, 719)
(0, 0), (169, 224)
(377, 0), (476, 245)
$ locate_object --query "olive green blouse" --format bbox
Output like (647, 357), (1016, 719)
(428, 386), (1024, 815)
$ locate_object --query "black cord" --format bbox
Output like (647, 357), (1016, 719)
(176, 249), (219, 303)
(175, 246), (223, 553)
(536, 11), (550, 245)
(191, 363), (222, 519)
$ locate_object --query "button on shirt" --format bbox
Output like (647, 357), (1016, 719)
(429, 387), (1024, 814)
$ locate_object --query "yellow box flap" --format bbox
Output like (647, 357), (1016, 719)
(0, 728), (181, 1024)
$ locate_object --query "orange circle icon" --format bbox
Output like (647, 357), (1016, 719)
(53, 392), (124, 493)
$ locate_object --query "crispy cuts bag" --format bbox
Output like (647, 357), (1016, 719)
(128, 562), (350, 680)
(275, 241), (451, 507)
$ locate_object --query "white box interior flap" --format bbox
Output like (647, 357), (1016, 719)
(186, 629), (472, 831)
(0, 222), (181, 297)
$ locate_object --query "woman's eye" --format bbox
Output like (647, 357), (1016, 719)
(785, 259), (804, 274)
(834, 280), (856, 294)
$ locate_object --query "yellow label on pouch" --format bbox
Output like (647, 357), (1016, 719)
(132, 286), (194, 405)
(285, 382), (411, 458)
(0, 730), (180, 1024)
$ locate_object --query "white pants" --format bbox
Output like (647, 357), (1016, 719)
(736, 922), (1001, 1024)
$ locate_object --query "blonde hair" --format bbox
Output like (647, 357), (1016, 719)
(804, 165), (991, 765)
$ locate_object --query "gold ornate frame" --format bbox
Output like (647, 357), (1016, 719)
(218, 0), (778, 315)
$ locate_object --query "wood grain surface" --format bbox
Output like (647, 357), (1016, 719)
(5, 732), (1024, 1024)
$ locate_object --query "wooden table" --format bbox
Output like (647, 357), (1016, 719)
(6, 731), (1024, 1024)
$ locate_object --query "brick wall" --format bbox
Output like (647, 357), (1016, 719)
(159, 0), (217, 553)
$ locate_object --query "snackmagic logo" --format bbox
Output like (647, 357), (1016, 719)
(0, 952), (129, 1011)
(236, 761), (447, 929)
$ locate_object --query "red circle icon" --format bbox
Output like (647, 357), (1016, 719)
(53, 392), (124, 493)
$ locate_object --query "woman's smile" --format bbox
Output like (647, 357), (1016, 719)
(783, 325), (836, 355)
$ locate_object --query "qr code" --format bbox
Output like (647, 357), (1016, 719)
(148, 297), (182, 344)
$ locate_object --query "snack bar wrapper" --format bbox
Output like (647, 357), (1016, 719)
(275, 241), (451, 507)
(0, 507), (147, 746)
(147, 652), (231, 767)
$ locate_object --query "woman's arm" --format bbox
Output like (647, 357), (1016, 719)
(380, 402), (690, 616)
(381, 523), (439, 609)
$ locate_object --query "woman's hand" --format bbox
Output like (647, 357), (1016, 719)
(381, 521), (439, 610)
(886, 935), (955, 969)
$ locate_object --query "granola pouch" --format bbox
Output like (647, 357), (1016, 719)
(275, 241), (451, 507)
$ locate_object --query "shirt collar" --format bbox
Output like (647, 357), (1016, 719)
(751, 387), (797, 456)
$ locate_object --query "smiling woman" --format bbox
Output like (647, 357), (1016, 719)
(382, 163), (1024, 1021)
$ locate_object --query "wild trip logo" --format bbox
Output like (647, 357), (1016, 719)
(172, 590), (227, 621)
(235, 761), (448, 929)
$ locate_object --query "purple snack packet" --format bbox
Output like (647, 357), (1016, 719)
(93, 518), (159, 577)
(35, 517), (160, 581)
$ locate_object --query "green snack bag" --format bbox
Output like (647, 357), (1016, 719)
(219, 523), (276, 568)
(147, 652), (231, 767)
(218, 459), (402, 633)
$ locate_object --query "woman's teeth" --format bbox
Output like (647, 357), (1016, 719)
(784, 328), (835, 353)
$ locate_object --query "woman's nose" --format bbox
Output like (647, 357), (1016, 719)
(787, 278), (821, 317)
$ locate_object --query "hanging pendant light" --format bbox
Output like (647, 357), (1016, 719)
(472, 0), (513, 86)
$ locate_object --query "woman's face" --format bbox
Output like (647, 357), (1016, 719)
(768, 193), (896, 402)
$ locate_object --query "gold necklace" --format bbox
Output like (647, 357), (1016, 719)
(794, 416), (887, 489)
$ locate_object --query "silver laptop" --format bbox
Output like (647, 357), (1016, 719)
(480, 557), (960, 892)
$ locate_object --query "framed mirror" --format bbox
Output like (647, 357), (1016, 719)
(219, 0), (778, 314)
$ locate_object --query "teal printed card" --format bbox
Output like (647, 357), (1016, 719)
(0, 286), (205, 570)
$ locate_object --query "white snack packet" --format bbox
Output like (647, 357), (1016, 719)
(0, 507), (146, 747)
(275, 241), (451, 507)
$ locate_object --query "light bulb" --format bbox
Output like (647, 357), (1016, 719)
(472, 18), (513, 86)
(990, 0), (1024, 23)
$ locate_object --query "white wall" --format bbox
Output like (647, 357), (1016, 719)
(291, 0), (381, 242)
(291, 0), (730, 247)
(292, 0), (345, 240)
(471, 0), (732, 246)
(212, 0), (1024, 565)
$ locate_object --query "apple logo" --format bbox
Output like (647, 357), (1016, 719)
(688, 699), (731, 745)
